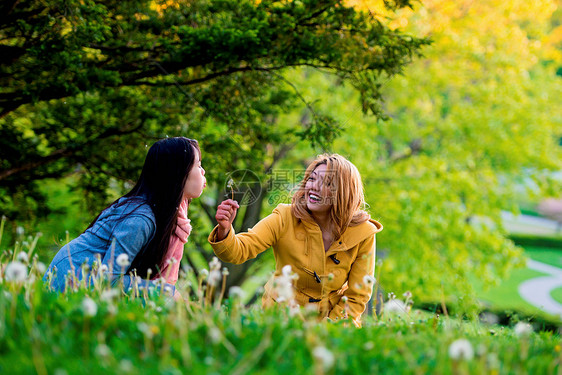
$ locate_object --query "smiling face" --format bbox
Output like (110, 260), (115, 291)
(304, 163), (334, 214)
(182, 149), (206, 199)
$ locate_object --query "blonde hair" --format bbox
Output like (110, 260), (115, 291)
(291, 154), (370, 240)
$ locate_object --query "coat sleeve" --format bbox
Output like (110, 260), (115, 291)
(328, 234), (376, 325)
(208, 206), (285, 265)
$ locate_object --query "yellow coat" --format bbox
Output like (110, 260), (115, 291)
(208, 204), (383, 326)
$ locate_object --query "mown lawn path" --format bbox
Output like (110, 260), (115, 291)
(518, 259), (562, 316)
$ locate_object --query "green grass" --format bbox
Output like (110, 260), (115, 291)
(526, 246), (562, 268)
(551, 287), (562, 305)
(0, 276), (560, 375)
(471, 267), (548, 313)
(0, 228), (561, 374)
(470, 247), (562, 318)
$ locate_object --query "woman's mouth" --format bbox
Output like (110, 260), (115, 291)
(308, 193), (321, 204)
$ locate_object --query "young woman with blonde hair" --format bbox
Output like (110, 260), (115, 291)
(209, 154), (382, 327)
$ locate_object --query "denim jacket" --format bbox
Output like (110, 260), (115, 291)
(43, 196), (174, 294)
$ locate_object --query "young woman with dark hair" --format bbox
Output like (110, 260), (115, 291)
(43, 137), (206, 294)
(209, 154), (382, 327)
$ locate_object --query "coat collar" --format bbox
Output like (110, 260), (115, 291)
(298, 216), (383, 254)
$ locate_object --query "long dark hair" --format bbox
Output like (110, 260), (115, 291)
(125, 137), (200, 278)
(85, 137), (199, 278)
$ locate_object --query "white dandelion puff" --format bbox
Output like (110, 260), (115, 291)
(282, 264), (292, 277)
(82, 297), (98, 317)
(208, 269), (221, 287)
(119, 359), (134, 372)
(384, 298), (406, 314)
(514, 322), (533, 337)
(448, 339), (474, 361)
(95, 344), (111, 357)
(363, 275), (375, 287)
(312, 346), (335, 370)
(16, 251), (29, 263)
(116, 254), (130, 268)
(35, 262), (47, 275)
(229, 286), (245, 299)
(4, 261), (28, 282)
(208, 327), (222, 344)
(101, 289), (120, 302)
(209, 257), (221, 271)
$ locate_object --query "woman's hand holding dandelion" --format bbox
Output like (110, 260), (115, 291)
(215, 199), (239, 241)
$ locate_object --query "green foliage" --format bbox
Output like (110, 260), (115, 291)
(267, 0), (562, 304)
(0, 0), (427, 217)
(0, 0), (428, 295)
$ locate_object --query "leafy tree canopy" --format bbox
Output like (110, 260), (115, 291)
(0, 0), (427, 220)
(292, 0), (562, 308)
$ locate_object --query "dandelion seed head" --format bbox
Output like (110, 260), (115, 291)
(282, 264), (292, 277)
(288, 302), (300, 317)
(222, 267), (229, 276)
(208, 327), (222, 344)
(4, 261), (28, 282)
(200, 269), (209, 278)
(119, 359), (134, 372)
(107, 304), (118, 315)
(101, 289), (120, 302)
(82, 297), (98, 317)
(403, 291), (412, 299)
(36, 262), (47, 275)
(448, 339), (474, 361)
(363, 275), (375, 286)
(17, 252), (28, 263)
(209, 257), (221, 270)
(312, 346), (335, 370)
(384, 299), (406, 314)
(341, 296), (348, 303)
(514, 322), (533, 337)
(229, 286), (245, 299)
(363, 341), (375, 350)
(208, 269), (221, 287)
(95, 344), (111, 357)
(116, 253), (130, 268)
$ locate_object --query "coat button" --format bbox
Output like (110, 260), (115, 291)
(313, 271), (321, 283)
(329, 254), (340, 264)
